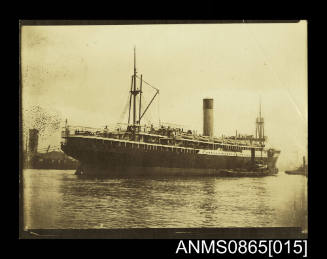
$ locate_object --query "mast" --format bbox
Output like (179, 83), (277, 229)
(128, 76), (133, 125)
(127, 47), (159, 129)
(128, 47), (141, 127)
(255, 97), (265, 144)
(133, 46), (137, 125)
(139, 74), (142, 124)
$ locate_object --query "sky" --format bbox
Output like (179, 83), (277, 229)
(21, 21), (307, 170)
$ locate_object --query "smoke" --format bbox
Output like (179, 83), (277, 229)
(22, 105), (63, 140)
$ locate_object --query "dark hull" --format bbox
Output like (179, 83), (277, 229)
(285, 170), (307, 176)
(62, 136), (279, 177)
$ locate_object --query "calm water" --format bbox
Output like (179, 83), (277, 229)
(22, 169), (307, 231)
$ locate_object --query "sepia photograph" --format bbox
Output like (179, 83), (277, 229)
(19, 20), (308, 239)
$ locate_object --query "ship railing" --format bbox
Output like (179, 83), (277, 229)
(116, 123), (157, 133)
(61, 125), (266, 150)
(61, 123), (189, 139)
(61, 125), (125, 138)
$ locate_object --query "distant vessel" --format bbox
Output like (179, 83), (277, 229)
(285, 156), (307, 176)
(61, 49), (280, 177)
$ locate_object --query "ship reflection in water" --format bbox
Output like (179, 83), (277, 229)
(23, 169), (307, 232)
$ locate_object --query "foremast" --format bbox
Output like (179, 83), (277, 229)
(128, 47), (159, 132)
(255, 98), (266, 146)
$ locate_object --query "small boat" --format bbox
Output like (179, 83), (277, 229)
(285, 156), (307, 176)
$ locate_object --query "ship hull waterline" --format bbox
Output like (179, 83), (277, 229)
(75, 164), (278, 177)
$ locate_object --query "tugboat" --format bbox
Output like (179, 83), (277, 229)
(220, 160), (277, 177)
(285, 156), (307, 176)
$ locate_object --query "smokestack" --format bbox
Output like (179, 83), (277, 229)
(203, 98), (214, 137)
(28, 129), (39, 154)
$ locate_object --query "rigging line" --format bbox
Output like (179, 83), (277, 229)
(118, 92), (131, 124)
(141, 94), (151, 122)
(141, 94), (146, 111)
(140, 91), (159, 120)
(141, 94), (158, 125)
(121, 98), (130, 122)
(135, 75), (159, 92)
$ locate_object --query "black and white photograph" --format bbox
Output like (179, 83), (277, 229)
(19, 21), (308, 239)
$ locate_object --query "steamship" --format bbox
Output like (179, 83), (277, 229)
(61, 49), (280, 177)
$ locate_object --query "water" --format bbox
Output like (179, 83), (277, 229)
(22, 169), (307, 231)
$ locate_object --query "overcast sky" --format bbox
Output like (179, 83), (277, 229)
(21, 21), (307, 170)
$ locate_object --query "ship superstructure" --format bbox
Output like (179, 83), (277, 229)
(61, 49), (280, 176)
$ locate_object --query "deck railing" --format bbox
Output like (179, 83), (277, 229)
(61, 125), (122, 137)
(61, 124), (265, 151)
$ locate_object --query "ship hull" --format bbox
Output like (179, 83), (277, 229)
(62, 136), (279, 177)
(285, 170), (307, 176)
